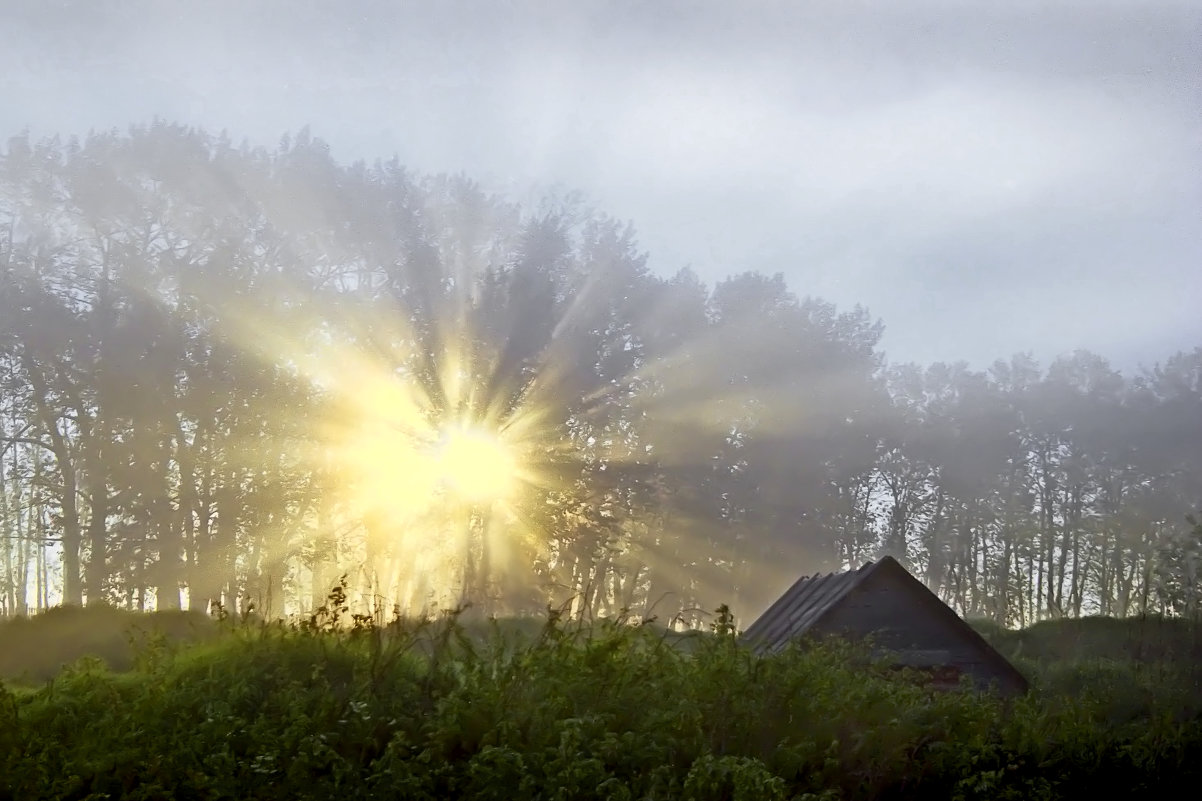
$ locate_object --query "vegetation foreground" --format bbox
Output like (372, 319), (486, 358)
(1, 605), (1201, 800)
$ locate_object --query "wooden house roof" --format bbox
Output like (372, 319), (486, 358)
(741, 557), (879, 649)
(741, 555), (1029, 694)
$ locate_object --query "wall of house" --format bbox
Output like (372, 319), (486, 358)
(814, 568), (1026, 695)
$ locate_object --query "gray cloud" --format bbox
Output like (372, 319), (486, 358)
(2, 0), (1198, 371)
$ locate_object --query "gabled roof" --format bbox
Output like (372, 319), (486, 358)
(741, 557), (878, 651)
(740, 555), (1029, 694)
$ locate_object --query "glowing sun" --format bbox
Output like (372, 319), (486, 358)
(434, 423), (519, 503)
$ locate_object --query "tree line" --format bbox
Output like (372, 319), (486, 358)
(0, 123), (1199, 626)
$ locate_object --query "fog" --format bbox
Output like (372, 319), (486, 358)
(3, 0), (1198, 368)
(0, 1), (1200, 627)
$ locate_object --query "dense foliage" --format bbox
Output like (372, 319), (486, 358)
(1, 605), (1200, 800)
(1, 124), (1200, 626)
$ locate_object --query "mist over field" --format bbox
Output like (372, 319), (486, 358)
(0, 125), (1198, 629)
(3, 4), (1202, 799)
(0, 0), (1198, 627)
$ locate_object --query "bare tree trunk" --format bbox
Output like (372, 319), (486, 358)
(31, 526), (41, 613)
(84, 481), (108, 605)
(191, 456), (220, 612)
(139, 428), (178, 610)
(1055, 485), (1080, 614)
(217, 481), (242, 614)
(1098, 527), (1113, 615)
(620, 563), (644, 614)
(25, 359), (83, 605)
(1002, 534), (1018, 627)
(21, 463), (37, 613)
(1070, 524), (1084, 616)
(0, 440), (14, 615)
(963, 518), (977, 617)
(175, 423), (198, 609)
(1116, 541), (1137, 616)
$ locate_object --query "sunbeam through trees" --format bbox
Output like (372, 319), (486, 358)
(0, 125), (1199, 626)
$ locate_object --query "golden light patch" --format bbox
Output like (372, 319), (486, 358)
(211, 270), (669, 615)
(434, 423), (519, 503)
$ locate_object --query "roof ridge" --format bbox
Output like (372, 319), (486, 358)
(742, 555), (1029, 695)
(742, 557), (885, 647)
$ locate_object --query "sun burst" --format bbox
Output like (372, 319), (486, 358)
(213, 246), (658, 618)
(434, 423), (519, 504)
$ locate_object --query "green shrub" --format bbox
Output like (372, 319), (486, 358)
(2, 605), (1201, 799)
(682, 754), (786, 801)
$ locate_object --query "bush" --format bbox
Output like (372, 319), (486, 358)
(1, 605), (1200, 799)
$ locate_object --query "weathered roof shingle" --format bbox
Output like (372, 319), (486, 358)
(741, 558), (877, 651)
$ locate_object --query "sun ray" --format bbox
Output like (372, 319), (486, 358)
(200, 227), (766, 619)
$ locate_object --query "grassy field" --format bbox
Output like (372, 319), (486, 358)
(1, 604), (1200, 799)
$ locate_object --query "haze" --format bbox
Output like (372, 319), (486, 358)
(3, 0), (1198, 369)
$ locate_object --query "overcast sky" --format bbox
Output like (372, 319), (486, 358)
(2, 0), (1199, 371)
